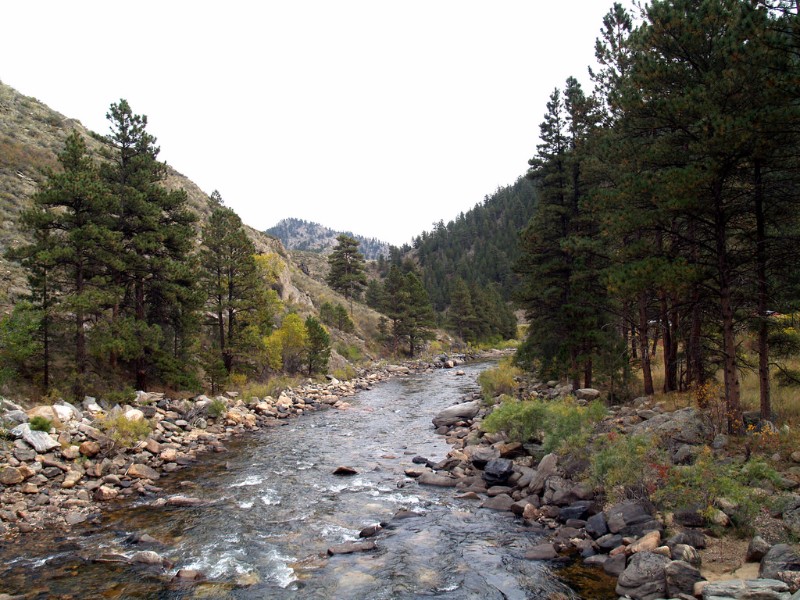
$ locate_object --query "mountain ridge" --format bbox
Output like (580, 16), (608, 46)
(265, 217), (390, 260)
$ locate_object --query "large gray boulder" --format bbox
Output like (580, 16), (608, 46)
(432, 401), (480, 428)
(615, 551), (670, 600)
(665, 560), (704, 598)
(701, 579), (790, 599)
(629, 407), (713, 446)
(528, 453), (558, 495)
(606, 501), (663, 537)
(760, 544), (800, 580)
(482, 458), (514, 486)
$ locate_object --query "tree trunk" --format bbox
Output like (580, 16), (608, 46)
(584, 356), (592, 389)
(754, 159), (771, 421)
(714, 183), (742, 433)
(638, 292), (654, 396)
(135, 277), (147, 391)
(660, 292), (677, 393)
(74, 262), (86, 401)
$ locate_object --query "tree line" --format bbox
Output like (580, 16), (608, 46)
(2, 101), (332, 398)
(516, 0), (800, 432)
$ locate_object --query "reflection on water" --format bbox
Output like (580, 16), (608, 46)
(0, 362), (596, 599)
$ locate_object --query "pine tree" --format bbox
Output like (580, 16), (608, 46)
(305, 316), (330, 375)
(101, 100), (197, 390)
(200, 196), (264, 374)
(326, 234), (367, 311)
(16, 132), (119, 398)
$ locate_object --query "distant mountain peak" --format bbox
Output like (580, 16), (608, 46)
(265, 218), (390, 260)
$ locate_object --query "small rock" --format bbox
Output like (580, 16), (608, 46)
(173, 569), (205, 581)
(79, 441), (101, 458)
(747, 535), (771, 562)
(332, 466), (358, 476)
(418, 473), (458, 487)
(480, 494), (515, 511)
(127, 464), (160, 480)
(0, 467), (23, 486)
(525, 543), (558, 560)
(93, 485), (119, 501)
(327, 541), (376, 555)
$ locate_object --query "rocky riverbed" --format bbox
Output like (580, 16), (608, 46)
(0, 356), (476, 541)
(420, 384), (800, 600)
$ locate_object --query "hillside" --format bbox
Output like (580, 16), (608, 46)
(0, 81), (399, 393)
(410, 177), (538, 312)
(266, 217), (390, 260)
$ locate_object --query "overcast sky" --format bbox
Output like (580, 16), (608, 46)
(2, 1), (614, 246)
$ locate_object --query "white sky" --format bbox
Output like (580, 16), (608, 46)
(2, 1), (613, 246)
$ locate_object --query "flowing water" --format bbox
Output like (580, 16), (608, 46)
(0, 362), (605, 599)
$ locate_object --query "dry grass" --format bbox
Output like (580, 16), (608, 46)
(627, 339), (800, 426)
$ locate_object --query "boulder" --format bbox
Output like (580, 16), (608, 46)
(629, 530), (661, 554)
(432, 401), (480, 428)
(528, 453), (558, 495)
(469, 446), (500, 469)
(665, 560), (704, 598)
(0, 467), (23, 486)
(127, 464), (160, 480)
(575, 388), (601, 401)
(701, 579), (790, 599)
(130, 550), (172, 568)
(327, 541), (376, 555)
(629, 407), (713, 446)
(480, 494), (515, 511)
(747, 536), (772, 562)
(332, 466), (358, 476)
(22, 428), (60, 453)
(94, 485), (119, 501)
(586, 512), (609, 538)
(482, 458), (514, 486)
(760, 544), (800, 580)
(606, 502), (662, 537)
(417, 473), (458, 487)
(79, 440), (101, 458)
(615, 552), (670, 600)
(525, 543), (558, 560)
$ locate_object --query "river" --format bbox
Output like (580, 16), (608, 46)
(0, 361), (601, 599)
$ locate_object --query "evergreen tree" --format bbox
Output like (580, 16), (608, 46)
(326, 234), (367, 310)
(200, 196), (265, 374)
(16, 132), (119, 398)
(305, 316), (330, 375)
(101, 99), (197, 390)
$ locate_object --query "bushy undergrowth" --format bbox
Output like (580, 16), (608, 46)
(97, 413), (152, 447)
(477, 359), (522, 401)
(29, 415), (52, 432)
(207, 398), (227, 418)
(482, 396), (606, 453)
(332, 364), (357, 381)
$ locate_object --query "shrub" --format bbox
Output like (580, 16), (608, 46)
(105, 387), (137, 406)
(482, 396), (548, 443)
(207, 398), (228, 419)
(29, 415), (52, 432)
(335, 343), (362, 363)
(332, 364), (357, 381)
(590, 433), (667, 502)
(653, 447), (761, 535)
(543, 399), (607, 454)
(477, 359), (522, 400)
(241, 382), (271, 400)
(98, 413), (152, 447)
(482, 396), (606, 453)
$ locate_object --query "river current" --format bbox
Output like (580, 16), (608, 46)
(0, 361), (595, 599)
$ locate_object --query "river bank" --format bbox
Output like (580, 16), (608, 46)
(0, 354), (584, 599)
(421, 378), (800, 600)
(0, 353), (490, 541)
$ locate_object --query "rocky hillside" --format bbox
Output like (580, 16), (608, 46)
(265, 217), (390, 260)
(0, 81), (310, 310)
